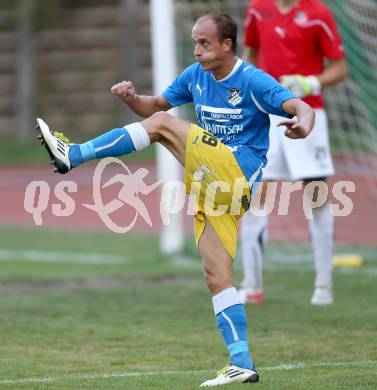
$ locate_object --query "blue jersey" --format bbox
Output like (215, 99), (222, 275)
(162, 58), (294, 181)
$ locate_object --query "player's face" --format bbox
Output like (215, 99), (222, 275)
(192, 19), (229, 72)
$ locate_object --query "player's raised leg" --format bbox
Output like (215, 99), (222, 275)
(199, 221), (259, 387)
(36, 111), (190, 173)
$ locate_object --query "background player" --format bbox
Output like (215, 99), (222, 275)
(239, 0), (347, 305)
(36, 12), (314, 386)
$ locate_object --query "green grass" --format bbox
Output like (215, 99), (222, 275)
(0, 226), (376, 389)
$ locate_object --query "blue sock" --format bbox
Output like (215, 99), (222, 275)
(69, 127), (135, 168)
(216, 304), (254, 369)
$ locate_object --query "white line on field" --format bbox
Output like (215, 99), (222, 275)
(0, 360), (375, 385)
(0, 249), (126, 265)
(171, 255), (201, 269)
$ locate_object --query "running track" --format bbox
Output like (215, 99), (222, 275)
(0, 160), (376, 246)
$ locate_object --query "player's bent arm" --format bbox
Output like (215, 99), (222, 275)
(280, 98), (315, 139)
(111, 80), (172, 117)
(125, 94), (172, 117)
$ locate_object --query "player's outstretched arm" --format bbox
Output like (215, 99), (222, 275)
(111, 80), (172, 118)
(280, 98), (315, 139)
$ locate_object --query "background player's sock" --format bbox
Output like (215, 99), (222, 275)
(240, 213), (267, 292)
(212, 287), (255, 369)
(69, 122), (150, 168)
(309, 203), (334, 287)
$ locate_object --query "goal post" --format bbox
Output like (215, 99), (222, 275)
(150, 0), (184, 255)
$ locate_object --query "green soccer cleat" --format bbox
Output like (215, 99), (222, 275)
(200, 364), (259, 387)
(36, 118), (72, 174)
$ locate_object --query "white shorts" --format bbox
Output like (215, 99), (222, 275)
(262, 109), (335, 181)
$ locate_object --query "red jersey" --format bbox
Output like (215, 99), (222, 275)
(244, 0), (345, 108)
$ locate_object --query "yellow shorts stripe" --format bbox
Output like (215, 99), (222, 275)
(185, 124), (250, 259)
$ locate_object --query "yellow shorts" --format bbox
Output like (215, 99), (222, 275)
(185, 124), (251, 259)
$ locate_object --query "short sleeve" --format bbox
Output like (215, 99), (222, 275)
(317, 6), (345, 60)
(243, 1), (260, 49)
(250, 70), (295, 117)
(162, 65), (194, 107)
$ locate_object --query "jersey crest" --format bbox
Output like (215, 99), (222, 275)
(227, 88), (242, 106)
(294, 11), (308, 26)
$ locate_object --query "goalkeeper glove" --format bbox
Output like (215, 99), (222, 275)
(280, 75), (321, 98)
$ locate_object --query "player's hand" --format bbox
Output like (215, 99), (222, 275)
(280, 75), (321, 98)
(111, 81), (137, 101)
(278, 118), (311, 139)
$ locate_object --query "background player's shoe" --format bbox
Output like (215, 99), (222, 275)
(238, 288), (265, 305)
(36, 118), (71, 174)
(200, 365), (259, 387)
(310, 286), (333, 305)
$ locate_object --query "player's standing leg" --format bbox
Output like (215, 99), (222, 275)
(199, 221), (259, 387)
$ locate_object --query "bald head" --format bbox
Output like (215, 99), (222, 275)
(196, 12), (238, 53)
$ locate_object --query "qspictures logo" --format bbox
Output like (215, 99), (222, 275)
(23, 158), (356, 233)
(82, 159), (160, 233)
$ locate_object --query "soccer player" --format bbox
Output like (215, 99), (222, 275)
(36, 12), (314, 386)
(239, 0), (347, 305)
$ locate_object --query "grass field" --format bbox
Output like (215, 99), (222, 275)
(0, 226), (376, 389)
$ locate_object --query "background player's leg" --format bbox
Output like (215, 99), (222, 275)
(199, 220), (255, 371)
(304, 179), (334, 305)
(238, 117), (287, 305)
(239, 182), (269, 304)
(239, 212), (266, 304)
(310, 204), (334, 287)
